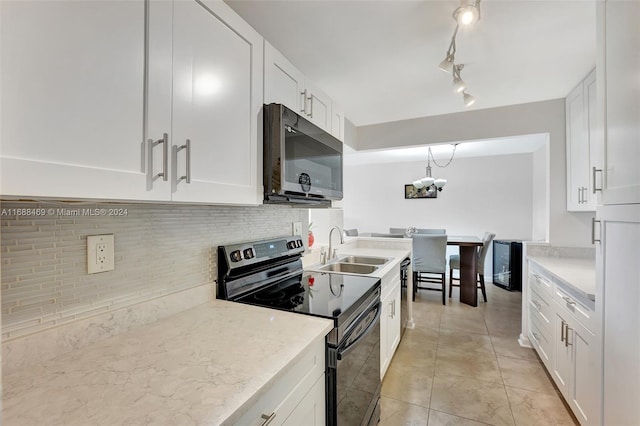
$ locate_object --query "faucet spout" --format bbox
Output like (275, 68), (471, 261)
(328, 226), (344, 261)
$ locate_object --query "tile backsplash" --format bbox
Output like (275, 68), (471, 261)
(1, 201), (307, 340)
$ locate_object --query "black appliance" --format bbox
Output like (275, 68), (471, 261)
(492, 240), (523, 291)
(217, 236), (381, 426)
(263, 103), (343, 207)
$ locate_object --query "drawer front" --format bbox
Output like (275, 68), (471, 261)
(529, 287), (553, 329)
(381, 264), (401, 299)
(232, 338), (325, 426)
(529, 313), (552, 368)
(529, 267), (553, 297)
(553, 283), (595, 333)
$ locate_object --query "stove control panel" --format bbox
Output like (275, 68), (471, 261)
(219, 235), (305, 268)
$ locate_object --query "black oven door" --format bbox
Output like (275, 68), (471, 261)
(327, 300), (381, 426)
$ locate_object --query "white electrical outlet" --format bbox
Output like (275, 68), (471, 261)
(293, 222), (302, 237)
(87, 234), (115, 274)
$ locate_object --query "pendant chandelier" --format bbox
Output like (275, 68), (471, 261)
(412, 144), (458, 193)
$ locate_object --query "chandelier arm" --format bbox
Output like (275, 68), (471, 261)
(428, 144), (458, 168)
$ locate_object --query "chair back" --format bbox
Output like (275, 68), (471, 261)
(371, 232), (404, 238)
(412, 234), (447, 273)
(477, 232), (496, 275)
(344, 229), (359, 236)
(389, 227), (407, 234)
(415, 228), (446, 234)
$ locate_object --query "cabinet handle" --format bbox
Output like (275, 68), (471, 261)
(562, 296), (576, 306)
(577, 187), (582, 204)
(560, 320), (566, 343)
(260, 412), (276, 426)
(389, 301), (394, 318)
(178, 139), (191, 184)
(149, 133), (169, 181)
(593, 167), (602, 193)
(531, 331), (539, 341)
(308, 95), (314, 118)
(592, 218), (601, 244)
(564, 323), (572, 347)
(300, 90), (307, 114)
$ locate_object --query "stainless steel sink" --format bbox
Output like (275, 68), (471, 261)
(337, 255), (389, 266)
(319, 263), (378, 274)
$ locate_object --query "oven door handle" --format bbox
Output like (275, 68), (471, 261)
(337, 302), (381, 360)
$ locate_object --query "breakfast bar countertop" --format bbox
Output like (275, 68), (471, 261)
(2, 300), (333, 426)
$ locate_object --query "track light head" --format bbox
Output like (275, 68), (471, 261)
(463, 91), (476, 107)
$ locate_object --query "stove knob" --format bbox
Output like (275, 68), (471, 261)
(230, 250), (243, 262)
(297, 239), (303, 248)
(243, 248), (255, 259)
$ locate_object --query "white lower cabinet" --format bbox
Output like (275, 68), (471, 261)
(380, 264), (401, 378)
(527, 262), (600, 425)
(235, 338), (325, 426)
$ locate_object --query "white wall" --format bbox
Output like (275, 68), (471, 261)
(343, 153), (533, 240)
(356, 99), (594, 247)
(532, 142), (549, 241)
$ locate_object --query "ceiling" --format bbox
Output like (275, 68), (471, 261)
(225, 0), (596, 127)
(343, 133), (547, 165)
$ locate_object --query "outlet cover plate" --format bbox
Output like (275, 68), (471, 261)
(87, 234), (115, 274)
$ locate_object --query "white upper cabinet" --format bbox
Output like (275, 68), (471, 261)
(566, 69), (598, 212)
(168, 0), (262, 204)
(0, 0), (263, 205)
(0, 0), (156, 200)
(264, 41), (305, 113)
(331, 104), (346, 143)
(264, 42), (334, 135)
(597, 1), (640, 205)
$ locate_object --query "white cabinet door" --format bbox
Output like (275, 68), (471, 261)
(380, 279), (401, 378)
(331, 104), (345, 142)
(599, 204), (640, 426)
(170, 0), (262, 205)
(599, 1), (640, 205)
(566, 71), (597, 212)
(568, 319), (598, 425)
(380, 291), (390, 377)
(282, 375), (325, 426)
(304, 80), (332, 132)
(0, 0), (165, 201)
(264, 41), (305, 113)
(552, 312), (572, 396)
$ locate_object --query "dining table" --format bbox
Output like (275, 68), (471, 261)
(358, 233), (484, 307)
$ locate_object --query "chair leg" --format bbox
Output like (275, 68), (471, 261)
(441, 274), (446, 305)
(412, 271), (417, 301)
(448, 268), (453, 298)
(479, 274), (487, 302)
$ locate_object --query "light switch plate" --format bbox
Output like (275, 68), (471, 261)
(87, 234), (115, 274)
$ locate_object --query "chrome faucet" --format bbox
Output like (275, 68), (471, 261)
(328, 226), (344, 261)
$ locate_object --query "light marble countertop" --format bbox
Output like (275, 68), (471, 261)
(528, 255), (596, 301)
(2, 300), (333, 426)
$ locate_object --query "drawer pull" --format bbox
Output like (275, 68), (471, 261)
(532, 331), (539, 341)
(562, 296), (576, 306)
(261, 412), (276, 426)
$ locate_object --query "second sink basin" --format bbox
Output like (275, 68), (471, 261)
(319, 263), (378, 274)
(337, 255), (389, 266)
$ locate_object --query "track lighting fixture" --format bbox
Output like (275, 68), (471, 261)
(437, 0), (481, 107)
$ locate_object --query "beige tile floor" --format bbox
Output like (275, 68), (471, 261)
(379, 283), (578, 426)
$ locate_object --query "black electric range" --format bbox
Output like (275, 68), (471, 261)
(217, 236), (382, 426)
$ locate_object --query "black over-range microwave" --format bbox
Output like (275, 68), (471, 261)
(263, 103), (343, 207)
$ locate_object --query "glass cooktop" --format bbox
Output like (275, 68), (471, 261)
(234, 271), (380, 320)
